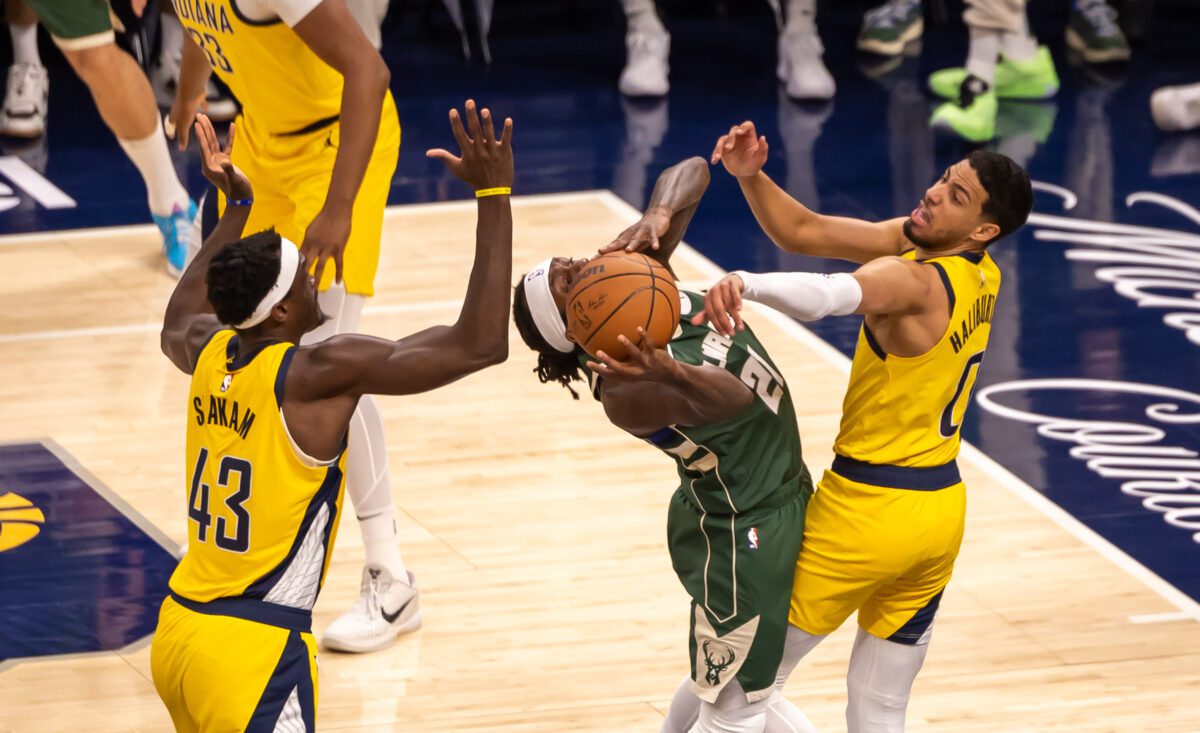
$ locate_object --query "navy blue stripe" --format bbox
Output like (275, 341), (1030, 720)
(929, 262), (955, 316)
(168, 591), (312, 633)
(200, 186), (219, 241)
(862, 324), (887, 361)
(888, 589), (944, 644)
(242, 458), (344, 599)
(831, 455), (961, 491)
(226, 336), (282, 370)
(274, 346), (296, 408)
(245, 630), (313, 732)
(956, 251), (984, 264)
(280, 114), (340, 137)
(227, 0), (282, 26)
(646, 427), (677, 447)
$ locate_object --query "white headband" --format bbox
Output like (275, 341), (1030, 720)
(523, 258), (574, 353)
(235, 237), (301, 329)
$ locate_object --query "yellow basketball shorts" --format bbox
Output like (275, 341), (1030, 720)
(789, 457), (966, 643)
(225, 94), (401, 297)
(151, 595), (319, 732)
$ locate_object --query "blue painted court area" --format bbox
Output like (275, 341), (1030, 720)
(0, 443), (178, 663)
(1, 0), (1199, 618)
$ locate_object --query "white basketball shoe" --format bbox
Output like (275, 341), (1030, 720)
(619, 27), (670, 97)
(1151, 84), (1200, 133)
(321, 567), (422, 653)
(0, 63), (49, 138)
(777, 30), (836, 101)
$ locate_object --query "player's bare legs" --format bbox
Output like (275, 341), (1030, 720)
(61, 41), (194, 273)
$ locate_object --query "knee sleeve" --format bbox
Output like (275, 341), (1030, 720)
(845, 628), (929, 733)
(690, 679), (771, 733)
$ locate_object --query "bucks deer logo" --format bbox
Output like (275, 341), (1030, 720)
(702, 639), (736, 686)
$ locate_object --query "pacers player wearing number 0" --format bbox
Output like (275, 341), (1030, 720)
(168, 0), (417, 651)
(691, 122), (1032, 731)
(152, 104), (512, 731)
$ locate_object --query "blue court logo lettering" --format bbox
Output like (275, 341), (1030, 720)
(0, 492), (45, 553)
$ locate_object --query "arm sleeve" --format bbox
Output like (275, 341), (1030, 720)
(261, 0), (324, 27)
(736, 270), (863, 322)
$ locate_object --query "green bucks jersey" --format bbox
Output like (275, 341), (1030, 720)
(585, 290), (812, 514)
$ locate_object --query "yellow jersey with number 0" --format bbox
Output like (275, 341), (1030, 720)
(833, 250), (1001, 468)
(170, 329), (346, 607)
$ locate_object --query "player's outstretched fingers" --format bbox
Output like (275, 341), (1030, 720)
(711, 135), (729, 164)
(224, 120), (237, 155)
(480, 108), (494, 144)
(464, 100), (484, 146)
(729, 283), (745, 332)
(449, 108), (470, 150)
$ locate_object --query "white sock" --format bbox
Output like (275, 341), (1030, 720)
(118, 126), (189, 217)
(623, 0), (665, 34)
(160, 13), (183, 63)
(1000, 14), (1037, 62)
(785, 0), (817, 33)
(965, 28), (1001, 85)
(9, 23), (40, 67)
(349, 395), (409, 583)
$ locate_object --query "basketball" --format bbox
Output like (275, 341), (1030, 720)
(565, 252), (680, 360)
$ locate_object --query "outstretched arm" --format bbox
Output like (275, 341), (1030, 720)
(694, 256), (944, 337)
(287, 101), (513, 399)
(588, 329), (753, 435)
(598, 156), (711, 271)
(161, 115), (253, 374)
(712, 121), (908, 264)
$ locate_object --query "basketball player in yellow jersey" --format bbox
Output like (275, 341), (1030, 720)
(669, 125), (1031, 733)
(167, 0), (419, 652)
(152, 104), (512, 731)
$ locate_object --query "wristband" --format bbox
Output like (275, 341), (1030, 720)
(229, 197), (253, 207)
(475, 187), (511, 198)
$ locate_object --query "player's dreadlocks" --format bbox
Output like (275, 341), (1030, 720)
(512, 279), (584, 400)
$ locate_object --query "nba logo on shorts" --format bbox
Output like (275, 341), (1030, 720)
(747, 527), (759, 550)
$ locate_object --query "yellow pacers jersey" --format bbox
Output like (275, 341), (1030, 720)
(171, 329), (346, 608)
(173, 0), (341, 135)
(834, 251), (1001, 468)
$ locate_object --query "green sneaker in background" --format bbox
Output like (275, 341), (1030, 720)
(857, 0), (924, 56)
(1066, 1), (1131, 63)
(930, 75), (998, 142)
(928, 46), (1060, 100)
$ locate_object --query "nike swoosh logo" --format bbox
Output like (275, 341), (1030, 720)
(381, 596), (412, 624)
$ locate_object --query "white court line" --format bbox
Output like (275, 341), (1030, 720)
(0, 189), (616, 246)
(595, 188), (1200, 626)
(0, 300), (463, 345)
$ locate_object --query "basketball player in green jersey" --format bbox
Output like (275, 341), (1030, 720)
(512, 158), (817, 733)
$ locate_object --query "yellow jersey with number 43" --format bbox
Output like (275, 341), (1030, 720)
(833, 250), (1001, 468)
(173, 0), (343, 135)
(170, 329), (346, 608)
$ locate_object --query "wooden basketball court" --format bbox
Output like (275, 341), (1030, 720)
(1, 191), (1198, 732)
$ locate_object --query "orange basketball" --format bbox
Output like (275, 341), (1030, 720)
(565, 252), (680, 360)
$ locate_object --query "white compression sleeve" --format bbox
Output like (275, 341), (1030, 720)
(845, 628), (929, 733)
(736, 271), (862, 322)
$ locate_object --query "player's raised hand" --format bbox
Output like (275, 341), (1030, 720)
(426, 100), (514, 193)
(691, 273), (745, 337)
(598, 206), (671, 255)
(194, 114), (252, 202)
(587, 328), (683, 384)
(710, 122), (768, 178)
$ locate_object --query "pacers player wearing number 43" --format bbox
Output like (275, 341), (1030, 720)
(655, 121), (1033, 732)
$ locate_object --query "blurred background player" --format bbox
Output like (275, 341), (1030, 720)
(168, 0), (412, 653)
(619, 0), (834, 100)
(1152, 82), (1200, 132)
(856, 0), (1130, 63)
(0, 0), (195, 274)
(153, 101), (512, 732)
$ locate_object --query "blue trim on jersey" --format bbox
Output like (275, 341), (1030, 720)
(274, 346), (296, 408)
(862, 324), (887, 361)
(241, 457), (344, 601)
(226, 335), (282, 371)
(226, 0), (283, 27)
(646, 427), (677, 447)
(929, 262), (955, 316)
(245, 630), (315, 732)
(831, 454), (961, 491)
(955, 252), (984, 264)
(168, 590), (313, 633)
(887, 589), (944, 644)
